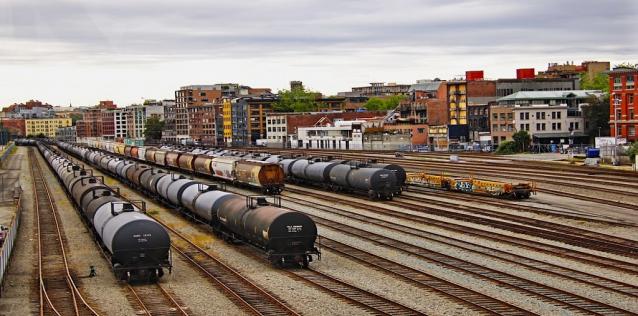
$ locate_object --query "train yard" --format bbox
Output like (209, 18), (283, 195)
(0, 141), (637, 315)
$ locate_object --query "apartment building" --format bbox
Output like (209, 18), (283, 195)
(608, 66), (638, 141)
(188, 103), (217, 145)
(230, 96), (276, 147)
(349, 82), (411, 96)
(25, 118), (72, 138)
(494, 90), (602, 145)
(56, 126), (77, 143)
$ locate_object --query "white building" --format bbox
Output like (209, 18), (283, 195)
(513, 104), (585, 140)
(291, 120), (364, 150)
(114, 109), (128, 139)
(265, 113), (289, 147)
(125, 103), (165, 141)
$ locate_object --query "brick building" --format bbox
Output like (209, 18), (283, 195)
(608, 67), (638, 141)
(188, 103), (218, 145)
(0, 118), (26, 137)
(231, 96), (277, 146)
(466, 80), (497, 142)
(537, 61), (610, 81)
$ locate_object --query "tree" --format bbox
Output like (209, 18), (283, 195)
(70, 113), (83, 125)
(580, 73), (609, 93)
(144, 117), (164, 141)
(364, 98), (385, 111)
(627, 142), (638, 163)
(582, 95), (610, 140)
(364, 95), (406, 111)
(274, 88), (318, 112)
(512, 130), (531, 152)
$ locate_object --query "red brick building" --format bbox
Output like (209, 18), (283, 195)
(188, 103), (218, 145)
(609, 67), (638, 141)
(0, 118), (26, 137)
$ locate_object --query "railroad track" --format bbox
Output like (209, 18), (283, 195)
(405, 187), (637, 226)
(30, 148), (99, 316)
(282, 194), (638, 298)
(393, 196), (638, 258)
(535, 187), (638, 211)
(305, 211), (634, 314)
(144, 216), (299, 316)
(286, 268), (425, 315)
(266, 148), (638, 195)
(55, 144), (299, 315)
(126, 284), (189, 316)
(283, 186), (638, 276)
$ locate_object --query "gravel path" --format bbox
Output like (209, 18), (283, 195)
(0, 147), (37, 315)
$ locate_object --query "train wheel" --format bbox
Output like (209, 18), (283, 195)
(302, 257), (309, 268)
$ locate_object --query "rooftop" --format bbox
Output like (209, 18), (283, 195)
(497, 90), (603, 102)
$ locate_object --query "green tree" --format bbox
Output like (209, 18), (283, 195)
(512, 130), (531, 152)
(495, 141), (517, 155)
(364, 98), (385, 110)
(580, 73), (609, 92)
(627, 142), (638, 163)
(582, 95), (610, 140)
(70, 113), (83, 125)
(364, 95), (406, 111)
(144, 117), (164, 141)
(274, 88), (318, 112)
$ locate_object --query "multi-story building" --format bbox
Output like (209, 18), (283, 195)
(0, 118), (26, 138)
(25, 118), (72, 138)
(608, 66), (638, 141)
(114, 109), (128, 140)
(265, 110), (387, 148)
(174, 84), (271, 144)
(292, 120), (365, 150)
(495, 90), (603, 145)
(512, 104), (587, 144)
(125, 103), (164, 142)
(447, 81), (469, 143)
(55, 126), (77, 143)
(76, 108), (101, 139)
(496, 77), (580, 98)
(467, 79), (496, 143)
(537, 61), (610, 81)
(348, 82), (411, 96)
(489, 105), (515, 145)
(188, 103), (217, 145)
(101, 110), (115, 140)
(175, 85), (223, 143)
(230, 96), (276, 146)
(222, 99), (233, 145)
(2, 100), (53, 119)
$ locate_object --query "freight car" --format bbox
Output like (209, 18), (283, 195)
(279, 157), (401, 200)
(59, 142), (320, 267)
(36, 143), (172, 281)
(406, 172), (535, 199)
(87, 141), (285, 194)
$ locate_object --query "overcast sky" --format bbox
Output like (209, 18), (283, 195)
(1, 0), (636, 107)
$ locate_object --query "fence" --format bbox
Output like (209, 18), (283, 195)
(0, 143), (15, 167)
(0, 191), (22, 297)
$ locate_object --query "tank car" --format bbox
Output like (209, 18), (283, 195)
(56, 142), (320, 268)
(40, 143), (172, 281)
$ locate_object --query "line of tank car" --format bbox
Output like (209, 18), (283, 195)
(23, 140), (321, 284)
(84, 140), (407, 200)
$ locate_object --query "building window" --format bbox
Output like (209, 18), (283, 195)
(520, 124), (525, 131)
(630, 109), (635, 119)
(492, 124), (498, 131)
(629, 126), (636, 137)
(572, 122), (576, 130)
(520, 112), (525, 120)
(536, 123), (540, 131)
(552, 123), (557, 130)
(524, 112), (529, 120)
(541, 123), (546, 131)
(629, 94), (634, 105)
(492, 113), (498, 120)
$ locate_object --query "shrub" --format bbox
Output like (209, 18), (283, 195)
(495, 141), (518, 155)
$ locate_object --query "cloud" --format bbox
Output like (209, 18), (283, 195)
(0, 0), (636, 105)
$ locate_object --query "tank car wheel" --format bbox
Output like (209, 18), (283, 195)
(302, 256), (309, 268)
(368, 190), (376, 199)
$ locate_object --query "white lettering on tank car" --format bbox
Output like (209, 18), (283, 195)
(287, 225), (302, 233)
